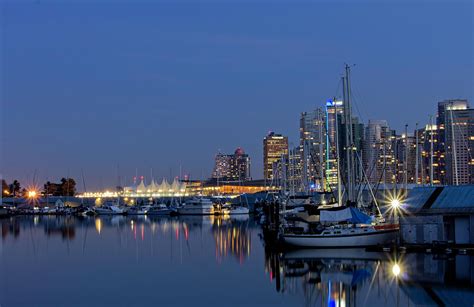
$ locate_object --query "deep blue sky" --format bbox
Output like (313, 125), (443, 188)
(1, 1), (473, 191)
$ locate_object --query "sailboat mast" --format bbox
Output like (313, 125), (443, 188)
(430, 115), (434, 186)
(450, 104), (459, 185)
(415, 123), (419, 185)
(404, 124), (408, 190)
(343, 64), (355, 203)
(318, 108), (325, 191)
(334, 97), (343, 206)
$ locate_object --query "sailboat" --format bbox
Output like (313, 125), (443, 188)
(281, 65), (399, 248)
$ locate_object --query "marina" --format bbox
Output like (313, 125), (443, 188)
(2, 1), (472, 305)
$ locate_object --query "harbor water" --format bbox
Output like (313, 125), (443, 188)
(0, 216), (473, 306)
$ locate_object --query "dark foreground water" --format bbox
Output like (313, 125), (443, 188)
(0, 216), (473, 306)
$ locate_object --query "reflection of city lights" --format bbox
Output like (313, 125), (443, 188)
(95, 218), (102, 234)
(214, 223), (251, 263)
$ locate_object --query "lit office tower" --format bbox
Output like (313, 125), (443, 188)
(288, 146), (303, 194)
(299, 108), (326, 190)
(442, 101), (474, 185)
(213, 153), (234, 179)
(233, 147), (251, 181)
(325, 100), (344, 188)
(416, 123), (443, 185)
(394, 132), (416, 185)
(263, 132), (289, 180)
(363, 120), (396, 185)
(212, 148), (251, 181)
(436, 99), (470, 184)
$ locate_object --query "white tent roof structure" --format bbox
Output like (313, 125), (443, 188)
(158, 178), (170, 192)
(170, 178), (181, 192)
(122, 177), (187, 195)
(137, 179), (146, 193)
(147, 179), (158, 192)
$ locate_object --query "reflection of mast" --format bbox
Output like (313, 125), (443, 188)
(273, 250), (387, 307)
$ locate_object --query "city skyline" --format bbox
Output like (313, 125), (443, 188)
(2, 1), (473, 190)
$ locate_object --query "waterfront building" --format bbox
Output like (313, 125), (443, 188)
(263, 132), (288, 181)
(121, 177), (187, 197)
(212, 148), (251, 181)
(401, 185), (474, 245)
(188, 179), (279, 196)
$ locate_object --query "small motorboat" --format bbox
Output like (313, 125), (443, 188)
(222, 206), (250, 215)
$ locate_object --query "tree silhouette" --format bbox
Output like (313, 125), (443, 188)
(10, 180), (21, 197)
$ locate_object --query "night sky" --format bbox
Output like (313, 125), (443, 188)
(2, 1), (472, 191)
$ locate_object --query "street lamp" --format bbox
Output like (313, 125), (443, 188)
(27, 190), (37, 198)
(392, 263), (401, 277)
(390, 198), (402, 224)
(390, 199), (401, 209)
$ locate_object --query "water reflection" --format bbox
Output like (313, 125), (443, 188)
(265, 247), (474, 306)
(211, 216), (251, 263)
(1, 216), (473, 306)
(0, 215), (254, 264)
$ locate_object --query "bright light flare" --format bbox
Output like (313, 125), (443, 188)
(390, 199), (401, 209)
(383, 190), (409, 220)
(27, 190), (37, 198)
(25, 184), (40, 206)
(392, 263), (401, 277)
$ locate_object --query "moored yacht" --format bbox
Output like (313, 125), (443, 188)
(94, 204), (126, 215)
(177, 198), (214, 215)
(282, 224), (398, 248)
(127, 205), (149, 215)
(281, 204), (399, 247)
(147, 203), (175, 215)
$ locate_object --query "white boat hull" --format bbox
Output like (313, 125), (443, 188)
(147, 209), (174, 215)
(283, 229), (398, 248)
(177, 207), (214, 215)
(223, 207), (249, 215)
